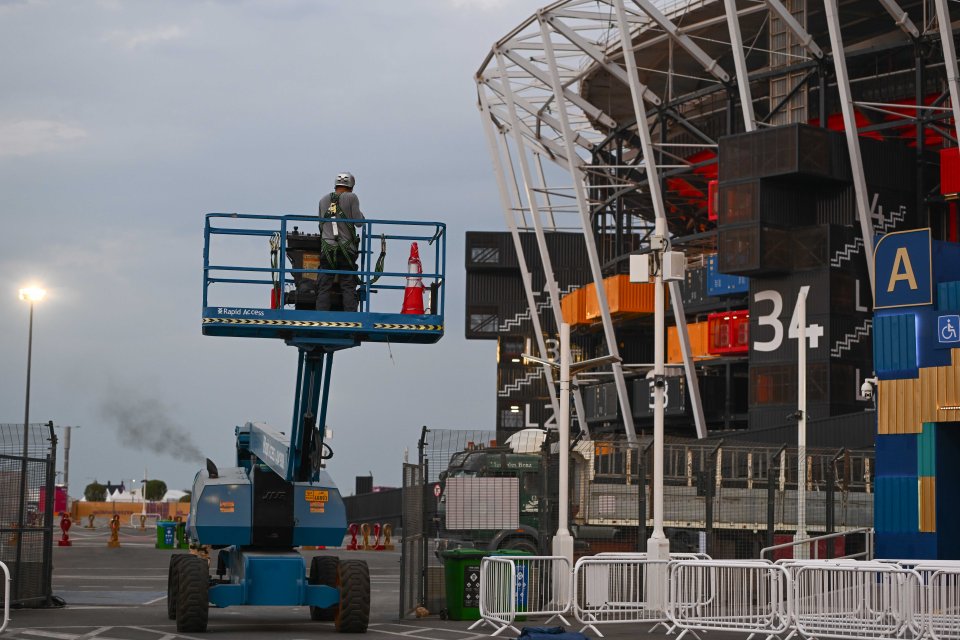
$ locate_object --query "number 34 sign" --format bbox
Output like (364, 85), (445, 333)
(753, 286), (824, 353)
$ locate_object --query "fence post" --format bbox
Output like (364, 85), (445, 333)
(638, 442), (650, 550)
(824, 448), (844, 559)
(767, 444), (787, 552)
(418, 426), (429, 609)
(41, 421), (57, 606)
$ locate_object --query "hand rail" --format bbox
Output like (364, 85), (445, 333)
(760, 527), (874, 560)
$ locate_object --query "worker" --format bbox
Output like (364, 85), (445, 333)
(316, 171), (365, 312)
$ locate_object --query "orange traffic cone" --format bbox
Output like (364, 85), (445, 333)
(401, 242), (425, 314)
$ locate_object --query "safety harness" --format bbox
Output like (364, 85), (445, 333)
(320, 192), (359, 265)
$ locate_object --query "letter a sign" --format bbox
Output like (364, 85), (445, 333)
(874, 228), (932, 309)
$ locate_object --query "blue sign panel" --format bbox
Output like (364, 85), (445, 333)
(874, 229), (933, 309)
(938, 315), (960, 344)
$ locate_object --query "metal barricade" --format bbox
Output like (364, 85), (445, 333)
(926, 569), (960, 640)
(573, 555), (669, 637)
(667, 560), (791, 640)
(1, 560), (10, 633)
(474, 556), (572, 637)
(791, 562), (918, 640)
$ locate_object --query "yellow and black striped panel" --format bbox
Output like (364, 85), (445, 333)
(372, 323), (444, 331)
(203, 318), (362, 329)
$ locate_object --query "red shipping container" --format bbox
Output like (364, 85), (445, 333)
(39, 485), (67, 514)
(942, 147), (959, 196)
(707, 179), (719, 221)
(707, 310), (749, 355)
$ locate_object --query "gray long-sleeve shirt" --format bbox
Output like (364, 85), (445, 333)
(318, 191), (364, 245)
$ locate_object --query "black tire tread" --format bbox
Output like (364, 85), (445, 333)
(335, 559), (370, 633)
(176, 555), (209, 632)
(309, 555), (340, 621)
(167, 554), (189, 620)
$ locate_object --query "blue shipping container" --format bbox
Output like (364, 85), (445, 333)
(876, 532), (938, 560)
(706, 254), (749, 296)
(873, 313), (918, 379)
(938, 281), (960, 312)
(875, 476), (918, 534)
(918, 423), (936, 477)
(876, 434), (917, 477)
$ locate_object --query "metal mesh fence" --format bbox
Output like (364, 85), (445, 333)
(0, 422), (57, 607)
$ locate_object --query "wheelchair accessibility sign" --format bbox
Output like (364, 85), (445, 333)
(939, 315), (960, 344)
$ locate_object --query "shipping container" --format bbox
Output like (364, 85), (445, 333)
(876, 532), (938, 561)
(560, 287), (586, 327)
(918, 422), (936, 477)
(875, 434), (917, 477)
(874, 313), (919, 379)
(919, 353), (960, 423)
(875, 476), (919, 534)
(919, 476), (936, 533)
(748, 311), (873, 365)
(705, 254), (749, 296)
(860, 137), (919, 196)
(717, 179), (814, 227)
(748, 360), (867, 411)
(942, 147), (960, 196)
(631, 374), (689, 419)
(584, 275), (658, 321)
(718, 124), (843, 184)
(707, 310), (749, 355)
(581, 381), (620, 424)
(938, 280), (960, 312)
(878, 376), (923, 435)
(707, 179), (719, 220)
(667, 321), (712, 363)
(466, 231), (518, 271)
(748, 267), (870, 321)
(792, 224), (863, 273)
(717, 223), (793, 276)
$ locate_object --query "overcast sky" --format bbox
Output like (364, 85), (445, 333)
(0, 0), (545, 497)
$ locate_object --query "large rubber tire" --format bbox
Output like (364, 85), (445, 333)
(501, 537), (539, 555)
(309, 555), (340, 621)
(335, 559), (370, 633)
(167, 554), (190, 620)
(176, 555), (210, 633)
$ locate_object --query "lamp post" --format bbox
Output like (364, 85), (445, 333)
(523, 322), (621, 563)
(16, 285), (45, 599)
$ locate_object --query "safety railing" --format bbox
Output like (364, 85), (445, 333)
(573, 555), (670, 637)
(203, 213), (446, 317)
(791, 562), (918, 640)
(1, 560), (10, 633)
(668, 560), (791, 640)
(760, 527), (874, 560)
(476, 555), (960, 639)
(473, 556), (572, 637)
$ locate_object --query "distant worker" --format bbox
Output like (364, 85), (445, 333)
(316, 172), (365, 312)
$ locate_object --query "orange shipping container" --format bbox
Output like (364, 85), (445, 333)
(584, 275), (660, 321)
(667, 321), (712, 363)
(560, 287), (584, 326)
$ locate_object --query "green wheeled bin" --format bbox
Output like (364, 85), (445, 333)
(156, 521), (177, 549)
(441, 548), (490, 621)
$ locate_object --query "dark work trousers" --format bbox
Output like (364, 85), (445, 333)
(316, 248), (359, 312)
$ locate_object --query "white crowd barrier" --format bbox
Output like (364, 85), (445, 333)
(573, 555), (670, 637)
(473, 554), (960, 639)
(668, 560), (791, 640)
(1, 560), (10, 634)
(791, 562), (919, 640)
(473, 555), (571, 637)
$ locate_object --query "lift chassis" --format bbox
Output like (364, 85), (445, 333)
(168, 213), (445, 633)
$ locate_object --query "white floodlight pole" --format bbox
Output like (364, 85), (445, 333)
(796, 289), (808, 558)
(652, 220), (668, 551)
(554, 322), (574, 563)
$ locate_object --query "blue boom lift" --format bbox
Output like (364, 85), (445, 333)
(167, 213), (445, 632)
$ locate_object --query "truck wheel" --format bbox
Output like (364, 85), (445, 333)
(502, 537), (538, 555)
(335, 559), (370, 633)
(167, 554), (189, 620)
(309, 555), (340, 621)
(176, 555), (209, 633)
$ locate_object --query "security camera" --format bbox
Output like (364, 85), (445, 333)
(860, 380), (873, 400)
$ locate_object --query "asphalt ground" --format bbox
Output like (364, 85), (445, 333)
(3, 524), (741, 640)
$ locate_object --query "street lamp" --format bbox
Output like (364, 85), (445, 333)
(16, 285), (45, 596)
(523, 323), (621, 563)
